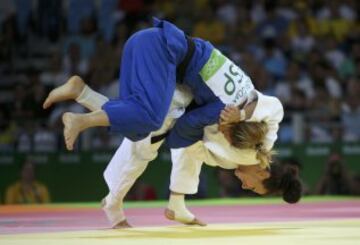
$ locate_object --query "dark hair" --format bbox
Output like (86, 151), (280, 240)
(263, 163), (302, 204)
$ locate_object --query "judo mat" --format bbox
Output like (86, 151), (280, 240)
(0, 196), (359, 245)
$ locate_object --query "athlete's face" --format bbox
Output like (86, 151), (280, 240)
(234, 165), (270, 195)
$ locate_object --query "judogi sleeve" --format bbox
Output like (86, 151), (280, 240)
(165, 100), (225, 148)
(247, 92), (284, 151)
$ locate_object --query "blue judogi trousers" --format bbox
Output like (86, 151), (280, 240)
(102, 19), (188, 141)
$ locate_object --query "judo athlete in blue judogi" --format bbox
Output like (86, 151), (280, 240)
(44, 18), (267, 151)
(43, 18), (285, 227)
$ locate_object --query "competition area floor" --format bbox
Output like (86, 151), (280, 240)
(0, 197), (359, 245)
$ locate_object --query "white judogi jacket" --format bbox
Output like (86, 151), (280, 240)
(246, 91), (284, 151)
(170, 89), (284, 194)
(104, 86), (284, 198)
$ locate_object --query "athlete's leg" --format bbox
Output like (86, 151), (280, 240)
(62, 110), (109, 150)
(167, 142), (206, 226)
(44, 80), (162, 227)
(165, 192), (206, 226)
(43, 75), (109, 111)
(43, 76), (84, 109)
(42, 76), (112, 151)
(100, 28), (177, 141)
(102, 137), (163, 228)
(102, 85), (193, 228)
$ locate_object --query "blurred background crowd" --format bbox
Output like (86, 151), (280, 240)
(0, 0), (359, 203)
(1, 0), (359, 152)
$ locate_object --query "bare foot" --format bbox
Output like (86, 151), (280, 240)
(62, 112), (84, 151)
(164, 208), (206, 226)
(113, 220), (132, 229)
(43, 75), (85, 109)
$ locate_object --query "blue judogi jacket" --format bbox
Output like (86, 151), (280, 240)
(102, 18), (224, 147)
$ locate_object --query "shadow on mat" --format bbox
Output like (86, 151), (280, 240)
(78, 227), (299, 240)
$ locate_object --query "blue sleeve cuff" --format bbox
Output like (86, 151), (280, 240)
(165, 100), (224, 148)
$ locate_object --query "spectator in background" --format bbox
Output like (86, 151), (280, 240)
(88, 37), (118, 91)
(261, 38), (287, 80)
(98, 0), (119, 43)
(1, 0), (359, 150)
(274, 61), (313, 109)
(67, 0), (95, 34)
(192, 6), (225, 45)
(341, 77), (360, 141)
(215, 0), (237, 29)
(33, 123), (57, 152)
(36, 0), (62, 42)
(16, 121), (35, 152)
(155, 0), (175, 20)
(40, 53), (68, 87)
(289, 15), (316, 60)
(62, 42), (89, 77)
(13, 0), (32, 41)
(309, 61), (342, 113)
(316, 0), (354, 42)
(119, 0), (154, 37)
(251, 66), (275, 95)
(255, 2), (289, 39)
(307, 85), (339, 143)
(323, 36), (345, 71)
(287, 2), (319, 38)
(5, 160), (50, 204)
(0, 8), (16, 66)
(27, 70), (50, 120)
(64, 17), (97, 61)
(339, 40), (360, 80)
(315, 152), (355, 195)
(12, 84), (35, 122)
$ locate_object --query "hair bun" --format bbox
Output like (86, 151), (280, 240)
(287, 165), (299, 176)
(281, 169), (302, 204)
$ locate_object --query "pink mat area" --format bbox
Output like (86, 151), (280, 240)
(0, 200), (359, 235)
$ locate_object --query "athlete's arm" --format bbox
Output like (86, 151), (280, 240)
(165, 100), (224, 148)
(219, 100), (258, 124)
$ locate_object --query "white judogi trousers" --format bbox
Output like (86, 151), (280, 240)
(78, 83), (263, 226)
(101, 85), (204, 225)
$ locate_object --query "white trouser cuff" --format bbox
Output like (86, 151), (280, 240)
(168, 194), (194, 223)
(76, 85), (109, 111)
(102, 193), (126, 227)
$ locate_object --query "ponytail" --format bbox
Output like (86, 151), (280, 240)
(227, 121), (273, 168)
(280, 166), (302, 203)
(255, 143), (275, 169)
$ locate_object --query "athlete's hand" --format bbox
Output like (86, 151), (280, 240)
(220, 105), (241, 125)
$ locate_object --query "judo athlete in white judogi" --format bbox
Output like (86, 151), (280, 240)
(42, 18), (296, 228)
(43, 75), (287, 227)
